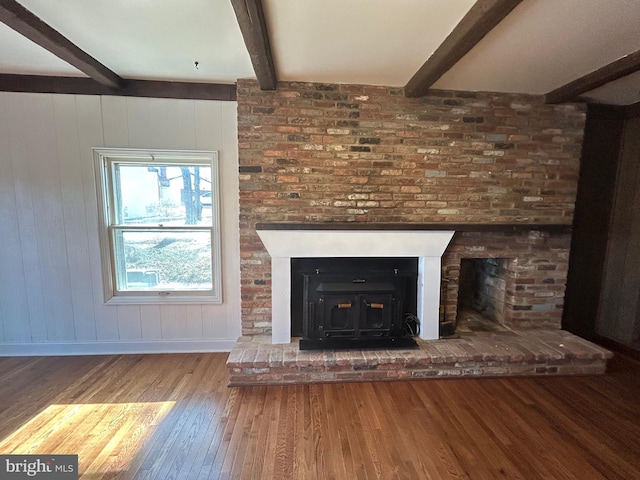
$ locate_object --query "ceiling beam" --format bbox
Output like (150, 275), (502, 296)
(231, 0), (277, 90)
(0, 74), (236, 101)
(0, 0), (123, 88)
(404, 0), (523, 98)
(545, 50), (640, 104)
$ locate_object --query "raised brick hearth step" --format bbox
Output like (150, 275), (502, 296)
(226, 330), (613, 386)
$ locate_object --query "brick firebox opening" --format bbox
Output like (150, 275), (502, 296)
(441, 229), (572, 330)
(457, 258), (509, 325)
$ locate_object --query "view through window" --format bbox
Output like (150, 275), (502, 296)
(93, 149), (221, 303)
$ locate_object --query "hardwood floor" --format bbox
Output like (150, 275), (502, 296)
(1, 352), (639, 479)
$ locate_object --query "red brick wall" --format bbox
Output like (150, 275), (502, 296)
(237, 79), (586, 335)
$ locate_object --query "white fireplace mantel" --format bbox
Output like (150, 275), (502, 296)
(257, 229), (455, 344)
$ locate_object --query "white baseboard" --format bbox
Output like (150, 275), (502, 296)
(0, 339), (238, 356)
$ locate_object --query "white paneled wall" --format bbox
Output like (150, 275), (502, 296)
(0, 93), (241, 355)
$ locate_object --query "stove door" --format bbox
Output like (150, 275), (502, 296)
(358, 294), (394, 332)
(319, 295), (357, 336)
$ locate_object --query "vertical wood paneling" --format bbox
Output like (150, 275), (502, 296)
(202, 304), (226, 338)
(86, 97), (120, 341)
(563, 112), (625, 339)
(0, 94), (30, 342)
(25, 95), (75, 341)
(616, 118), (640, 340)
(75, 95), (105, 342)
(0, 93), (241, 352)
(173, 305), (188, 339)
(202, 305), (229, 338)
(635, 290), (640, 345)
(176, 99), (197, 149)
(140, 305), (162, 340)
(160, 305), (179, 339)
(221, 101), (242, 339)
(101, 96), (128, 147)
(117, 305), (142, 341)
(5, 94), (47, 341)
(125, 97), (151, 148)
(587, 113), (640, 350)
(633, 184), (640, 346)
(195, 101), (223, 150)
(148, 98), (182, 149)
(600, 117), (640, 341)
(53, 95), (97, 341)
(185, 305), (204, 339)
(0, 95), (9, 342)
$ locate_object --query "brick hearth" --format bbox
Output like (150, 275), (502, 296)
(226, 329), (612, 386)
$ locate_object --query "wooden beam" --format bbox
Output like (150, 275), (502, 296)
(231, 0), (277, 90)
(404, 0), (523, 98)
(0, 0), (123, 88)
(546, 50), (640, 104)
(0, 74), (237, 101)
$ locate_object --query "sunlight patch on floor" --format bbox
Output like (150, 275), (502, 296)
(0, 401), (175, 477)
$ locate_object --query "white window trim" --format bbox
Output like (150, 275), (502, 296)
(93, 147), (223, 305)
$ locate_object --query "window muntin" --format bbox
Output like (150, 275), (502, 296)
(94, 148), (222, 303)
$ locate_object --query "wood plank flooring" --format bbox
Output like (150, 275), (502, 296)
(1, 352), (639, 479)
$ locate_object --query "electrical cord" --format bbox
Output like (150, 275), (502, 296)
(404, 313), (420, 337)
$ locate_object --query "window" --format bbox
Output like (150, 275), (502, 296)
(93, 148), (222, 304)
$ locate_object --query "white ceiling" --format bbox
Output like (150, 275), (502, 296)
(263, 0), (477, 86)
(433, 0), (640, 98)
(1, 0), (639, 105)
(0, 21), (83, 76)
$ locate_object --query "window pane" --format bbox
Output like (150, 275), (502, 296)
(113, 164), (212, 226)
(114, 230), (213, 291)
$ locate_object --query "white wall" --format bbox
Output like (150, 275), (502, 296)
(0, 93), (241, 355)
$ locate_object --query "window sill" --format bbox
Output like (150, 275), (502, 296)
(105, 294), (222, 305)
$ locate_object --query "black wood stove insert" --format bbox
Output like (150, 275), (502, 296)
(291, 258), (419, 350)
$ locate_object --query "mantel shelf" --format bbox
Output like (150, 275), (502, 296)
(256, 223), (572, 233)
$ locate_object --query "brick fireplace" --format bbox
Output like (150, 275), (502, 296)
(229, 80), (612, 384)
(254, 224), (571, 343)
